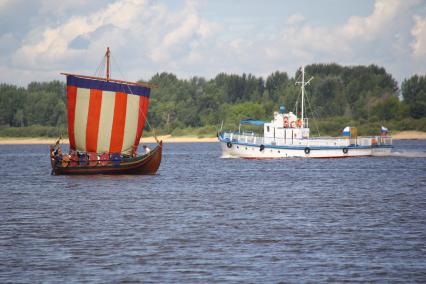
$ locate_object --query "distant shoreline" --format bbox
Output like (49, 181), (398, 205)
(0, 135), (218, 145)
(0, 131), (425, 145)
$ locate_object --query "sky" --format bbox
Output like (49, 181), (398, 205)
(0, 0), (425, 86)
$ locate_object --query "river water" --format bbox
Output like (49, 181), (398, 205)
(1, 140), (425, 283)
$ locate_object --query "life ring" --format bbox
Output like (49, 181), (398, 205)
(260, 144), (265, 151)
(343, 147), (348, 154)
(304, 147), (310, 154)
(226, 142), (232, 148)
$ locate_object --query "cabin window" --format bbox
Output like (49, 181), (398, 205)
(267, 126), (270, 132)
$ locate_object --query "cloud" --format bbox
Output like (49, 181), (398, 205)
(4, 0), (221, 83)
(411, 15), (426, 58)
(287, 13), (305, 25)
(0, 0), (425, 86)
(262, 0), (424, 80)
(12, 0), (149, 67)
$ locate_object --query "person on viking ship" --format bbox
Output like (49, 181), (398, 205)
(54, 147), (63, 166)
(143, 145), (151, 154)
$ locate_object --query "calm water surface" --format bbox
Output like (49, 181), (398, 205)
(0, 140), (425, 283)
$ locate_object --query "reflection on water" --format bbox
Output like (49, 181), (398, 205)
(0, 140), (425, 283)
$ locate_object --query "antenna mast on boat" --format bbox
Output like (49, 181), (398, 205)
(106, 47), (110, 81)
(296, 66), (313, 128)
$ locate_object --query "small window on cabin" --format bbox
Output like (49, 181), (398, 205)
(267, 126), (270, 132)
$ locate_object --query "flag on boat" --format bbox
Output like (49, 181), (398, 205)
(342, 126), (350, 137)
(66, 75), (150, 155)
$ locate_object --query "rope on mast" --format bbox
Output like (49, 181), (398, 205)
(106, 47), (110, 81)
(110, 51), (160, 147)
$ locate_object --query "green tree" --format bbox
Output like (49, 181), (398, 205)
(401, 75), (426, 118)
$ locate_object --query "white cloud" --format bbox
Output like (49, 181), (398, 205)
(5, 0), (221, 83)
(287, 13), (305, 25)
(262, 0), (424, 81)
(0, 0), (424, 86)
(12, 0), (149, 68)
(411, 15), (426, 58)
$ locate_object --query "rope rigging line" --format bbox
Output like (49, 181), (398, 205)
(110, 53), (159, 145)
(293, 88), (302, 114)
(94, 54), (106, 78)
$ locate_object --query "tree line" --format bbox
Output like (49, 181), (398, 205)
(0, 63), (425, 137)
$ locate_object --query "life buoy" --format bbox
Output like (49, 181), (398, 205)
(226, 142), (232, 148)
(304, 147), (310, 154)
(343, 147), (348, 154)
(260, 144), (265, 151)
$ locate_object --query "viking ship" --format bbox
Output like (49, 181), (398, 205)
(51, 48), (162, 175)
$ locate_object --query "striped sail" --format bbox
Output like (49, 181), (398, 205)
(66, 75), (150, 155)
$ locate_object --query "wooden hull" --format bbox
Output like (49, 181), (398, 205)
(52, 141), (162, 175)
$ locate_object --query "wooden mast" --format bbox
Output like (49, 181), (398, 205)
(60, 46), (159, 88)
(106, 47), (110, 81)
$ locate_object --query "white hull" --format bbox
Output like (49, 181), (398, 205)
(220, 141), (391, 159)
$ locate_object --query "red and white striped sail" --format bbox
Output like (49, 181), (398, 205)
(66, 75), (151, 155)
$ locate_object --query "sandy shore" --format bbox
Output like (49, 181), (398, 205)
(392, 131), (426, 140)
(1, 131), (425, 145)
(0, 135), (218, 145)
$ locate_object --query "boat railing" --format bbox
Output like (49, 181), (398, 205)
(223, 132), (264, 145)
(357, 137), (372, 146)
(356, 136), (393, 146)
(222, 131), (393, 147)
(380, 136), (392, 145)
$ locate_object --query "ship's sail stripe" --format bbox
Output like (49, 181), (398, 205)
(97, 91), (115, 153)
(122, 94), (140, 155)
(109, 92), (128, 153)
(67, 85), (77, 151)
(74, 88), (90, 152)
(66, 75), (151, 154)
(133, 96), (150, 150)
(67, 75), (150, 97)
(86, 89), (103, 153)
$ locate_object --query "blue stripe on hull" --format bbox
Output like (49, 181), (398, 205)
(218, 135), (392, 151)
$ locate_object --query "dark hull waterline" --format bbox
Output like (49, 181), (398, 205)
(52, 141), (162, 175)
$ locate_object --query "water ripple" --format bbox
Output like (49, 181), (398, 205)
(0, 140), (425, 283)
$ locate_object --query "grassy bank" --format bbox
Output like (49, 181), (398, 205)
(1, 117), (425, 138)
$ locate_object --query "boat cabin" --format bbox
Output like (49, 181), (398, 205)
(263, 107), (310, 145)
